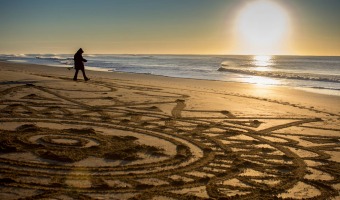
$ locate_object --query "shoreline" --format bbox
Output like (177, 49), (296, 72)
(1, 61), (340, 116)
(3, 60), (340, 98)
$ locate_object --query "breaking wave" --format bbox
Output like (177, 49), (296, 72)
(218, 66), (340, 83)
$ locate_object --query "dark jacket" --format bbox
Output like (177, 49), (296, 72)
(74, 49), (87, 70)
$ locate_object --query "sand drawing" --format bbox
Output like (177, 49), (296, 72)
(0, 77), (339, 200)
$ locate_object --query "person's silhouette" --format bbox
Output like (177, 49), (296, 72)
(73, 48), (89, 81)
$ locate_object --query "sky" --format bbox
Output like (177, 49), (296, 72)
(0, 0), (340, 55)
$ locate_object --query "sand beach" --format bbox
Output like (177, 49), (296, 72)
(0, 61), (339, 199)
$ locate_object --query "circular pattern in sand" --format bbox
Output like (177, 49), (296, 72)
(0, 81), (339, 199)
(0, 122), (207, 174)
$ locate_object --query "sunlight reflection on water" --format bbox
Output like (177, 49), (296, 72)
(253, 55), (273, 67)
(243, 76), (280, 85)
(243, 55), (280, 85)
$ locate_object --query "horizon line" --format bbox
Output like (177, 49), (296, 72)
(1, 53), (340, 57)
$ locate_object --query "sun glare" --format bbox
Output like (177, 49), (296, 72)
(235, 0), (289, 55)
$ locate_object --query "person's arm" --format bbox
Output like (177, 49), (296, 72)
(81, 55), (87, 62)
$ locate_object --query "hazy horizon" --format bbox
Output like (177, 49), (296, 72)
(3, 53), (340, 57)
(1, 0), (340, 56)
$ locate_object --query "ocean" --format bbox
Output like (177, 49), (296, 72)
(1, 54), (340, 96)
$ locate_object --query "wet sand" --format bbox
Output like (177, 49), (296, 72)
(0, 61), (339, 199)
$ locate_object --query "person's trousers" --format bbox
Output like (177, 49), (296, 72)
(73, 69), (88, 80)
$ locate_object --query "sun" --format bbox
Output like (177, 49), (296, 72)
(235, 0), (290, 55)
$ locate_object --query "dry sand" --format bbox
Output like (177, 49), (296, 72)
(0, 61), (339, 199)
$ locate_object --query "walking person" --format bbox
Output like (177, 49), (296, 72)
(73, 48), (90, 81)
